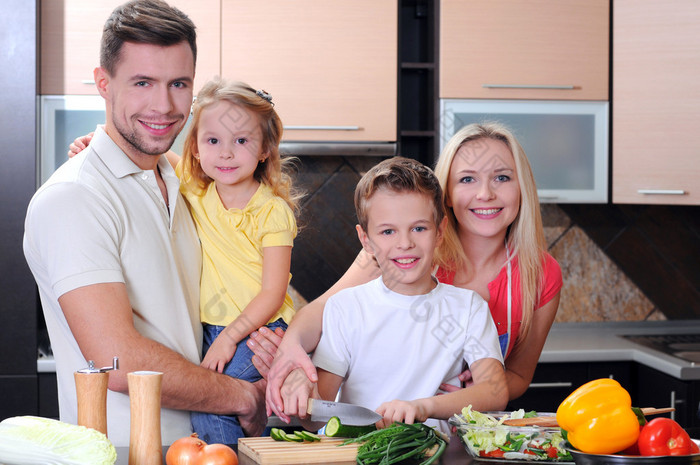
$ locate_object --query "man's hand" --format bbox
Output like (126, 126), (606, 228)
(238, 379), (268, 437)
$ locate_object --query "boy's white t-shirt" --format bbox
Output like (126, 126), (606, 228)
(312, 276), (504, 421)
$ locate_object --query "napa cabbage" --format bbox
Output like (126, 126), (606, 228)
(0, 416), (116, 465)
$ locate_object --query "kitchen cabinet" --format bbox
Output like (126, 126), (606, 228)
(439, 0), (609, 100)
(634, 364), (700, 436)
(221, 0), (398, 143)
(612, 0), (700, 205)
(40, 0), (220, 95)
(507, 362), (633, 413)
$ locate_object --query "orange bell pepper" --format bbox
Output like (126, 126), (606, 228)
(556, 378), (641, 455)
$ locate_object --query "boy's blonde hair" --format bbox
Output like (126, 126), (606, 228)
(354, 157), (445, 231)
(181, 77), (302, 213)
(433, 122), (546, 347)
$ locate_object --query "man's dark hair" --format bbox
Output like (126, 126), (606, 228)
(100, 0), (197, 75)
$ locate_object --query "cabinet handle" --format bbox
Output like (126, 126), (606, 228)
(482, 84), (575, 90)
(637, 189), (686, 195)
(81, 80), (96, 85)
(284, 125), (361, 131)
(528, 382), (573, 389)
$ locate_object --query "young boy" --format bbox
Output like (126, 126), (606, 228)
(281, 157), (507, 431)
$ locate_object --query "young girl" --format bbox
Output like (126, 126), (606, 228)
(173, 78), (301, 443)
(70, 77), (302, 443)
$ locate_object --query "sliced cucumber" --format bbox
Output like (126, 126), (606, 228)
(283, 432), (304, 442)
(325, 416), (377, 438)
(270, 428), (286, 441)
(298, 430), (321, 442)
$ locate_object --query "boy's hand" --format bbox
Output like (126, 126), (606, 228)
(376, 399), (429, 428)
(201, 334), (237, 373)
(280, 367), (316, 420)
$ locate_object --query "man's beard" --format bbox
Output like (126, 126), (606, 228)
(114, 115), (183, 157)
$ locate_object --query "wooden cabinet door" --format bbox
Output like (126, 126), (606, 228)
(40, 0), (220, 95)
(440, 0), (609, 100)
(612, 0), (700, 205)
(221, 0), (398, 142)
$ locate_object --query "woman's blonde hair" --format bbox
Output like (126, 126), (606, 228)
(433, 122), (546, 345)
(181, 77), (302, 214)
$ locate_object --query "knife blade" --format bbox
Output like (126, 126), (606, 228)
(307, 399), (382, 426)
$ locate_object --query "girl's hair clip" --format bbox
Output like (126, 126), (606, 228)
(256, 89), (274, 105)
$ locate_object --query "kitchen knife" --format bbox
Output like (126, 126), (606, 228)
(307, 399), (382, 426)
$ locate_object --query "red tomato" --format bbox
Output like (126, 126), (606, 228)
(691, 441), (700, 454)
(638, 418), (695, 456)
(547, 446), (559, 459)
(480, 449), (505, 458)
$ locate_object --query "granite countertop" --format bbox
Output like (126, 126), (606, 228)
(39, 320), (700, 380)
(540, 320), (700, 380)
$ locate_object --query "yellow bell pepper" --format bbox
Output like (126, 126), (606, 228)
(556, 378), (640, 454)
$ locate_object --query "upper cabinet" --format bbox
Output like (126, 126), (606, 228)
(221, 0), (398, 142)
(612, 0), (700, 205)
(439, 0), (609, 100)
(40, 0), (220, 95)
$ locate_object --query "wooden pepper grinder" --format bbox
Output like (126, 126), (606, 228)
(74, 357), (119, 436)
(128, 371), (163, 465)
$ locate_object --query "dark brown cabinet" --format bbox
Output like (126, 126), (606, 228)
(508, 361), (700, 436)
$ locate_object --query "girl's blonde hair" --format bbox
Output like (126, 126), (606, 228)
(181, 77), (302, 214)
(433, 122), (546, 346)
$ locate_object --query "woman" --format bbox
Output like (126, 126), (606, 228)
(251, 122), (562, 421)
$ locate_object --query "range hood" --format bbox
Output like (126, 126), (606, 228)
(280, 141), (397, 157)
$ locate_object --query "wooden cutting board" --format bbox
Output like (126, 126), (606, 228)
(238, 436), (359, 465)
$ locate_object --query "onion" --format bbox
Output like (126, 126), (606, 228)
(165, 434), (206, 465)
(165, 434), (238, 465)
(198, 444), (238, 465)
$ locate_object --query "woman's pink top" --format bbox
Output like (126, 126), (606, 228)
(435, 253), (562, 358)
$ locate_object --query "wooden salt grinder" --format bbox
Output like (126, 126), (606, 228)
(128, 371), (163, 465)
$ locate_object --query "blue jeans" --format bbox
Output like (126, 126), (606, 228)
(190, 318), (287, 445)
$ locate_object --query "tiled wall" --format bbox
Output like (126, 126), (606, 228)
(288, 157), (700, 322)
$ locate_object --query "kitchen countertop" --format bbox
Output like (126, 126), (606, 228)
(113, 435), (518, 465)
(539, 320), (700, 380)
(39, 320), (700, 380)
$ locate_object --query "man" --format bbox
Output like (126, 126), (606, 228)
(24, 0), (266, 446)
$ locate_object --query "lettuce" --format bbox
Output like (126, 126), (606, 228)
(0, 416), (117, 465)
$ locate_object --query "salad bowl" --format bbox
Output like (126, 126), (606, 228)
(449, 408), (572, 462)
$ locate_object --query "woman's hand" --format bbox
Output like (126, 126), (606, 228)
(68, 132), (94, 158)
(247, 326), (285, 379)
(279, 367), (316, 420)
(265, 338), (318, 420)
(439, 369), (474, 393)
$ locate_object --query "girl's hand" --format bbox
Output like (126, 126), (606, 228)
(247, 326), (285, 379)
(439, 369), (474, 393)
(376, 399), (428, 428)
(68, 132), (94, 158)
(280, 367), (315, 420)
(201, 334), (237, 373)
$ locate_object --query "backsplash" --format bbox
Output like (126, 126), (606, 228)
(288, 156), (700, 322)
